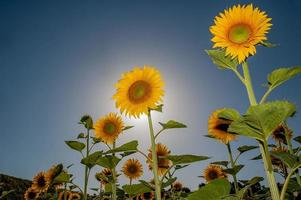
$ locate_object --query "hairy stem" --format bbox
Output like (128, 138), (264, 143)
(111, 142), (117, 200)
(226, 142), (239, 193)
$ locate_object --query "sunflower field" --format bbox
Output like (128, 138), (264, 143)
(21, 4), (301, 200)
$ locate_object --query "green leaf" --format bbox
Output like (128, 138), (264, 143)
(104, 140), (138, 154)
(251, 154), (262, 160)
(218, 109), (240, 121)
(81, 151), (103, 168)
(122, 183), (152, 196)
(65, 141), (85, 152)
(211, 161), (229, 167)
(52, 172), (71, 184)
(175, 164), (190, 170)
(260, 41), (278, 48)
(162, 177), (177, 188)
(159, 120), (187, 129)
(0, 190), (14, 199)
(270, 151), (300, 168)
(223, 165), (244, 176)
(92, 137), (102, 144)
(206, 49), (238, 70)
(187, 178), (230, 200)
(122, 126), (134, 131)
(167, 154), (210, 165)
(96, 155), (121, 169)
(104, 184), (112, 193)
(139, 180), (155, 190)
(151, 104), (164, 112)
(80, 115), (93, 130)
(293, 136), (301, 144)
(267, 66), (301, 89)
(77, 133), (86, 139)
(228, 101), (296, 141)
(237, 145), (258, 154)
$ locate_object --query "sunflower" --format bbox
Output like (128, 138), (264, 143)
(95, 168), (112, 185)
(113, 66), (164, 118)
(32, 172), (50, 193)
(147, 143), (171, 176)
(204, 165), (227, 183)
(122, 158), (143, 180)
(210, 4), (272, 63)
(272, 125), (292, 144)
(70, 193), (81, 200)
(208, 109), (237, 144)
(58, 191), (72, 200)
(172, 181), (183, 191)
(94, 113), (124, 144)
(24, 187), (39, 200)
(137, 192), (155, 200)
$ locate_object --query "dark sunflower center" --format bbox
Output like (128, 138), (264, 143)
(104, 122), (116, 134)
(38, 176), (46, 187)
(143, 192), (152, 198)
(215, 123), (229, 132)
(208, 170), (218, 179)
(229, 24), (251, 44)
(128, 80), (151, 103)
(128, 164), (138, 174)
(28, 191), (37, 199)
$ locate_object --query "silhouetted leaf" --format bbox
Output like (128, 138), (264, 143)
(206, 49), (238, 70)
(65, 141), (85, 152)
(159, 120), (187, 129)
(167, 154), (210, 165)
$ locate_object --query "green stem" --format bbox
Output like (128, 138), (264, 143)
(111, 142), (117, 200)
(284, 124), (301, 186)
(147, 110), (161, 200)
(280, 163), (301, 200)
(83, 129), (90, 200)
(226, 143), (239, 193)
(260, 87), (273, 104)
(242, 62), (280, 200)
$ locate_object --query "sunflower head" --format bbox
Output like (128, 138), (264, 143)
(138, 192), (155, 200)
(113, 66), (164, 118)
(147, 143), (171, 176)
(208, 109), (237, 144)
(172, 181), (183, 191)
(24, 187), (40, 200)
(210, 4), (272, 63)
(58, 191), (72, 200)
(204, 165), (227, 183)
(95, 168), (112, 185)
(122, 158), (144, 180)
(32, 172), (50, 193)
(272, 125), (292, 144)
(70, 193), (81, 200)
(94, 113), (124, 144)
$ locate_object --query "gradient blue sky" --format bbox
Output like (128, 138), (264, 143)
(1, 0), (301, 192)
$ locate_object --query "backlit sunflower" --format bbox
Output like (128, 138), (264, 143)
(172, 181), (183, 191)
(204, 165), (227, 183)
(113, 66), (164, 118)
(272, 125), (292, 144)
(208, 109), (237, 144)
(32, 172), (50, 193)
(95, 168), (112, 185)
(147, 143), (171, 176)
(94, 113), (124, 144)
(24, 187), (39, 200)
(210, 4), (272, 63)
(122, 158), (143, 180)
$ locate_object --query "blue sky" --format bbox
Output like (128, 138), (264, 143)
(0, 0), (301, 192)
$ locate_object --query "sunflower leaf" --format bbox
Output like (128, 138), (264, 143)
(104, 140), (138, 154)
(122, 125), (134, 131)
(79, 115), (93, 130)
(167, 154), (210, 165)
(65, 141), (85, 152)
(270, 151), (300, 168)
(77, 133), (86, 139)
(267, 66), (301, 89)
(81, 151), (103, 168)
(293, 136), (301, 144)
(162, 177), (177, 188)
(251, 154), (262, 160)
(122, 183), (152, 196)
(53, 172), (71, 184)
(223, 165), (244, 175)
(159, 120), (187, 130)
(210, 161), (229, 167)
(218, 108), (240, 121)
(228, 101), (296, 141)
(151, 104), (164, 112)
(237, 145), (258, 154)
(260, 41), (278, 48)
(206, 49), (238, 70)
(96, 155), (121, 169)
(187, 178), (230, 200)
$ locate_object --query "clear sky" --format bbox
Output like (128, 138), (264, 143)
(1, 0), (301, 192)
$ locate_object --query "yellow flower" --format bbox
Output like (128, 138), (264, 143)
(94, 113), (124, 144)
(113, 66), (164, 118)
(147, 143), (171, 176)
(272, 125), (292, 144)
(95, 168), (112, 185)
(31, 171), (50, 193)
(122, 158), (143, 180)
(24, 187), (39, 200)
(203, 165), (227, 183)
(208, 109), (237, 144)
(210, 4), (272, 63)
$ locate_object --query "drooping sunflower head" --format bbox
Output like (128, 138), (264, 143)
(272, 125), (292, 144)
(147, 143), (171, 176)
(208, 109), (237, 144)
(210, 4), (272, 63)
(95, 168), (112, 185)
(94, 112), (124, 144)
(122, 158), (143, 180)
(172, 181), (183, 191)
(32, 171), (50, 193)
(24, 187), (39, 200)
(204, 164), (227, 183)
(58, 191), (72, 200)
(113, 66), (164, 118)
